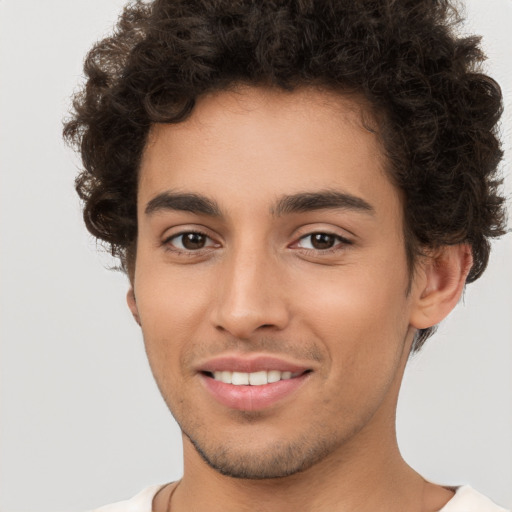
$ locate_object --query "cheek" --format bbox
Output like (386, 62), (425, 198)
(298, 262), (410, 373)
(134, 265), (214, 374)
(297, 273), (410, 420)
(135, 261), (212, 324)
(302, 262), (408, 327)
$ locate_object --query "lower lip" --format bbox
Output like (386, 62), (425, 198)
(200, 373), (310, 411)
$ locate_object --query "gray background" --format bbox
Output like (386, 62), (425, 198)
(1, 0), (511, 510)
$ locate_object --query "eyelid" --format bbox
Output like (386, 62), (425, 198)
(290, 229), (353, 253)
(292, 224), (353, 241)
(161, 223), (219, 242)
(163, 229), (211, 243)
(162, 227), (221, 252)
(160, 225), (353, 253)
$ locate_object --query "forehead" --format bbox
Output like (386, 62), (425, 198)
(143, 85), (381, 159)
(138, 85), (399, 220)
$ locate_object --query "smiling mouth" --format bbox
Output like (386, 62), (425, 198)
(199, 366), (312, 410)
(202, 370), (309, 386)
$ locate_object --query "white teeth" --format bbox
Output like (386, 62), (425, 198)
(232, 371), (249, 385)
(267, 370), (281, 383)
(249, 370), (267, 385)
(213, 371), (228, 383)
(211, 370), (301, 385)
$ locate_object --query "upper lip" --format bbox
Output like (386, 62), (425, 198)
(197, 354), (313, 374)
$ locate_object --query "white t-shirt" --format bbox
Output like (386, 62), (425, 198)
(91, 484), (509, 512)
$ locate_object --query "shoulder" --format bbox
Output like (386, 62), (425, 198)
(87, 484), (165, 512)
(440, 486), (510, 512)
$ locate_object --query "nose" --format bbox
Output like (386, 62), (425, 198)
(210, 246), (290, 339)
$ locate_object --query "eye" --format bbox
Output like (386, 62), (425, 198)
(165, 231), (217, 251)
(296, 232), (350, 251)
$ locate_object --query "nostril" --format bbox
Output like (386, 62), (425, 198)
(211, 300), (290, 339)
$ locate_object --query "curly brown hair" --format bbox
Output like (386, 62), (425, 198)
(63, 0), (507, 350)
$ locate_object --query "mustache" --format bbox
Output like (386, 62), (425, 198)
(181, 335), (325, 365)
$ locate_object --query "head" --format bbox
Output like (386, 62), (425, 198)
(64, 0), (506, 480)
(64, 0), (506, 351)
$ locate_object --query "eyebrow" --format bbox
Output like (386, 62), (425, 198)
(145, 192), (221, 217)
(144, 189), (374, 218)
(272, 190), (374, 216)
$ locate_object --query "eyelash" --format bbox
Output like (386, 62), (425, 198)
(294, 232), (352, 254)
(163, 230), (352, 256)
(162, 230), (218, 255)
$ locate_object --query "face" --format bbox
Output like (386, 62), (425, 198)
(131, 86), (420, 479)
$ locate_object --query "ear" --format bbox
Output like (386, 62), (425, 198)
(127, 287), (142, 326)
(410, 244), (473, 330)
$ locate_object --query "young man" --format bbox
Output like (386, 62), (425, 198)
(64, 0), (508, 510)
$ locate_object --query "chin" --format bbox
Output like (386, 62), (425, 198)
(183, 426), (340, 480)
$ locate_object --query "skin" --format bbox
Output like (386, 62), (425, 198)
(128, 85), (472, 512)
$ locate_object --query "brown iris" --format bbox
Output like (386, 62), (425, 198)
(181, 232), (207, 250)
(309, 233), (337, 250)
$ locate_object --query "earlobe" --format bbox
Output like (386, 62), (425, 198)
(127, 288), (142, 326)
(410, 244), (473, 330)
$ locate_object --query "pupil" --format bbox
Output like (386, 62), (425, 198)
(183, 233), (205, 250)
(312, 233), (335, 249)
